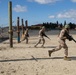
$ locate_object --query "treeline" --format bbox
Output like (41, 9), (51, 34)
(30, 21), (76, 30)
(43, 21), (76, 30)
(1, 21), (76, 31)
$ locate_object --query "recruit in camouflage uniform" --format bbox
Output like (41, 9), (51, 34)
(48, 25), (71, 61)
(21, 28), (29, 44)
(34, 26), (46, 48)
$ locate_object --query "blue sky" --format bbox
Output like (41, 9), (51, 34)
(0, 0), (76, 27)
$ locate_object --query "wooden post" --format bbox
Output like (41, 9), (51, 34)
(17, 17), (20, 43)
(8, 1), (13, 48)
(25, 20), (28, 29)
(22, 19), (24, 34)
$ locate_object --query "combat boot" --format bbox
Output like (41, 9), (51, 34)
(63, 56), (71, 61)
(41, 45), (45, 48)
(34, 45), (37, 48)
(48, 49), (55, 57)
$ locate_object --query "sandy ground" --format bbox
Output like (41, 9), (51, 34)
(0, 30), (76, 75)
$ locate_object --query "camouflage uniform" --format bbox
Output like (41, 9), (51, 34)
(22, 29), (29, 44)
(53, 29), (69, 56)
(48, 25), (71, 60)
(34, 27), (45, 47)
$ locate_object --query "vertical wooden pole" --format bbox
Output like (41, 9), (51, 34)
(25, 20), (28, 29)
(17, 17), (20, 43)
(22, 19), (24, 34)
(8, 1), (13, 48)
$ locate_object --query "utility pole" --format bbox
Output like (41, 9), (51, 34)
(17, 17), (20, 43)
(8, 1), (13, 48)
(25, 20), (28, 29)
(22, 19), (24, 34)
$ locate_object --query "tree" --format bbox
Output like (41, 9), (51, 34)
(64, 20), (66, 26)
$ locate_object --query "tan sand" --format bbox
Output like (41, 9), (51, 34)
(0, 30), (76, 75)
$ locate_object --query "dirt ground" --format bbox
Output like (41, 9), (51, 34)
(0, 30), (76, 75)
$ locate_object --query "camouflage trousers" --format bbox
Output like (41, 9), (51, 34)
(35, 36), (45, 47)
(22, 36), (28, 44)
(53, 39), (68, 56)
(23, 36), (28, 44)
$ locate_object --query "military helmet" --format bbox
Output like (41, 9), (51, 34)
(65, 25), (70, 29)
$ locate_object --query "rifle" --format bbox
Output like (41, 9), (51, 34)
(42, 32), (51, 40)
(64, 31), (76, 43)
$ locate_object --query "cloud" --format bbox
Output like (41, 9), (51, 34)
(71, 0), (76, 2)
(49, 15), (55, 18)
(49, 9), (76, 21)
(57, 13), (71, 18)
(13, 5), (27, 12)
(27, 0), (61, 4)
(57, 9), (76, 19)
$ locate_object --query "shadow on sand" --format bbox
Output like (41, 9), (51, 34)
(50, 56), (76, 61)
(29, 46), (57, 48)
(0, 56), (76, 62)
